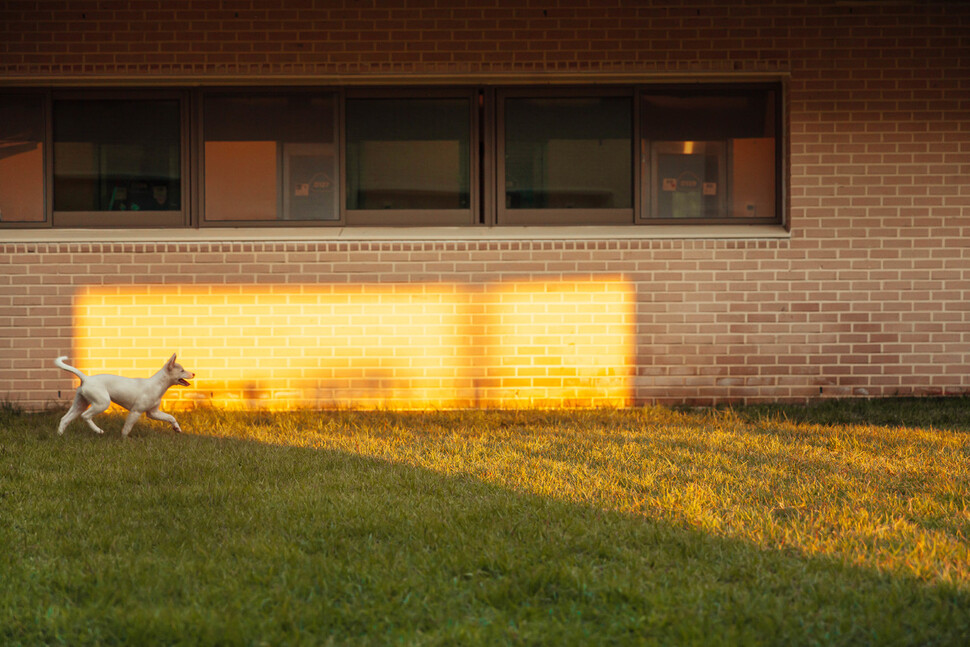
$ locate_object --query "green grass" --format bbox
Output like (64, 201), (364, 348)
(1, 399), (969, 645)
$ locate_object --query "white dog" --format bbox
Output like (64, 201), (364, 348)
(55, 354), (194, 437)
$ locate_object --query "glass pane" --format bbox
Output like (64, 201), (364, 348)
(505, 96), (632, 209)
(653, 142), (725, 219)
(204, 94), (337, 221)
(346, 98), (470, 210)
(642, 88), (777, 219)
(53, 100), (181, 212)
(0, 95), (46, 223)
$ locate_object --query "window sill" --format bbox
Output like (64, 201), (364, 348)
(2, 224), (790, 244)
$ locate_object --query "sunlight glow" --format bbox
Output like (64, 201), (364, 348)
(72, 276), (635, 409)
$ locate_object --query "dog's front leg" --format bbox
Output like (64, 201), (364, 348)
(146, 408), (182, 433)
(121, 410), (143, 438)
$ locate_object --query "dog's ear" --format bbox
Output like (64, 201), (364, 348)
(167, 353), (177, 368)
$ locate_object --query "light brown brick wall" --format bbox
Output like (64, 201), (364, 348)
(1, 1), (969, 409)
(3, 236), (968, 409)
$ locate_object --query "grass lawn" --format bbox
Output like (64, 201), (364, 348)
(1, 399), (969, 645)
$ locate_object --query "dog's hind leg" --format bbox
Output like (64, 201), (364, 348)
(78, 393), (111, 435)
(57, 395), (87, 435)
(146, 407), (182, 433)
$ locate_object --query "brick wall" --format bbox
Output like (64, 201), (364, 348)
(1, 1), (969, 409)
(0, 0), (790, 77)
(3, 235), (968, 409)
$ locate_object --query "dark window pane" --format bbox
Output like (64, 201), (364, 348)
(652, 141), (726, 219)
(53, 100), (181, 212)
(0, 95), (45, 222)
(505, 97), (632, 209)
(346, 98), (470, 210)
(642, 88), (777, 220)
(204, 94), (337, 221)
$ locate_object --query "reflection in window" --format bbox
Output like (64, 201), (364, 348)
(642, 88), (777, 220)
(0, 95), (46, 222)
(53, 100), (181, 212)
(204, 94), (338, 221)
(346, 98), (470, 210)
(652, 141), (725, 219)
(505, 97), (632, 210)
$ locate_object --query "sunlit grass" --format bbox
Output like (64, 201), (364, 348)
(2, 399), (969, 644)
(188, 404), (970, 588)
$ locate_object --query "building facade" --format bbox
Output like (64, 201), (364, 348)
(1, 0), (968, 409)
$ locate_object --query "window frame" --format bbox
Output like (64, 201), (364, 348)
(0, 89), (51, 228)
(496, 86), (638, 226)
(198, 87), (342, 227)
(0, 80), (787, 231)
(637, 82), (784, 226)
(342, 87), (481, 227)
(50, 89), (189, 229)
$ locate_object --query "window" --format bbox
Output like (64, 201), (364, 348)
(52, 93), (185, 227)
(0, 93), (46, 224)
(344, 91), (477, 225)
(203, 92), (338, 223)
(640, 86), (779, 222)
(499, 90), (634, 225)
(0, 82), (783, 230)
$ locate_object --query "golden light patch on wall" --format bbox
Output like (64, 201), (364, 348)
(72, 277), (635, 409)
(475, 276), (636, 406)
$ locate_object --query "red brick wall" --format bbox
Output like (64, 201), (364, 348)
(0, 0), (793, 77)
(1, 1), (968, 409)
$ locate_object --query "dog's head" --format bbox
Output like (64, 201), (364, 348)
(165, 353), (194, 387)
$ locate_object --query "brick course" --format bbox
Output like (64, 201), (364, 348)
(3, 235), (969, 409)
(1, 0), (969, 408)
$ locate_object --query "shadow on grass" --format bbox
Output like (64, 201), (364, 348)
(2, 410), (968, 645)
(738, 396), (970, 432)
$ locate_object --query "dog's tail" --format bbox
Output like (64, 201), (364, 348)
(55, 356), (87, 381)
